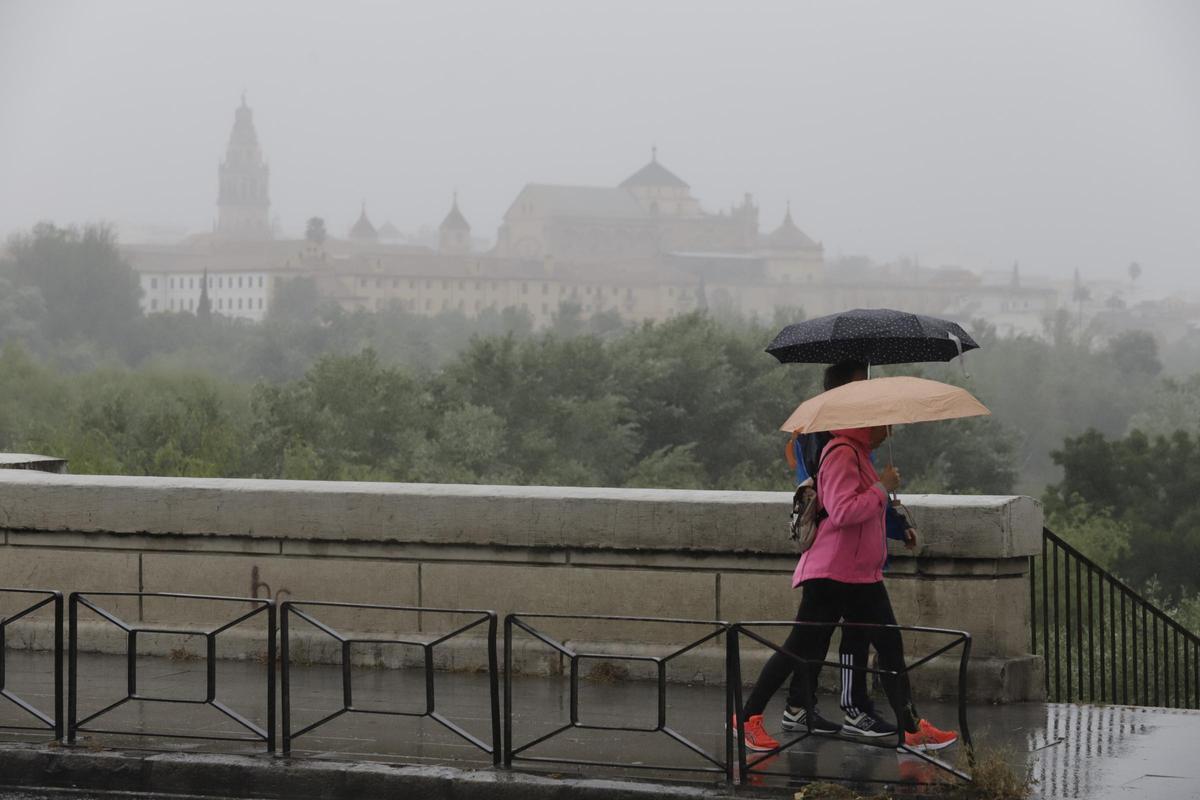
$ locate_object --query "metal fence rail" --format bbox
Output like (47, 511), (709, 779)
(280, 601), (500, 762)
(503, 613), (730, 778)
(67, 592), (275, 751)
(728, 620), (973, 787)
(1032, 527), (1200, 708)
(0, 580), (986, 791)
(0, 587), (63, 740)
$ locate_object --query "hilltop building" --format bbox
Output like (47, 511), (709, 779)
(495, 149), (761, 261)
(126, 100), (1056, 329)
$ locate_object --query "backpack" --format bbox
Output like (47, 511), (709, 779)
(788, 439), (858, 553)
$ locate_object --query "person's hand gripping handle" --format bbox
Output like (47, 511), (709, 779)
(879, 464), (901, 494)
(881, 464), (919, 550)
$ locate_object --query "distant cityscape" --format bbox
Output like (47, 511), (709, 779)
(122, 98), (1196, 342)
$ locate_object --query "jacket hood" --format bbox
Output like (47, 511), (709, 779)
(830, 427), (875, 449)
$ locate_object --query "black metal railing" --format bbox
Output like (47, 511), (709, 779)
(0, 580), (986, 791)
(728, 621), (973, 787)
(504, 613), (730, 777)
(67, 592), (276, 750)
(0, 588), (63, 740)
(280, 601), (500, 762)
(1032, 528), (1200, 709)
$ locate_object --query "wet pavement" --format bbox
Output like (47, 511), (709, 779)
(0, 648), (1198, 798)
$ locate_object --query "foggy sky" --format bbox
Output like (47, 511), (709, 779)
(2, 0), (1198, 286)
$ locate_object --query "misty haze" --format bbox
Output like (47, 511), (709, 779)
(1, 2), (1199, 798)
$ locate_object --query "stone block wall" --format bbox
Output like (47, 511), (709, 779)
(0, 472), (1044, 701)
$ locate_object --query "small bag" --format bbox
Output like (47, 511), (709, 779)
(788, 440), (857, 554)
(788, 478), (820, 553)
(888, 498), (920, 547)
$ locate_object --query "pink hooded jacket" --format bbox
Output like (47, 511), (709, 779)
(792, 427), (889, 586)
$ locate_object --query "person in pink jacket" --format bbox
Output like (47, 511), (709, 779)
(793, 426), (892, 585)
(734, 425), (958, 753)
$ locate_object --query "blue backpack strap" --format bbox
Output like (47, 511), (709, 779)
(801, 431), (832, 481)
(792, 437), (809, 483)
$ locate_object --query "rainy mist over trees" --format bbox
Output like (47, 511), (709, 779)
(3, 3), (1200, 626)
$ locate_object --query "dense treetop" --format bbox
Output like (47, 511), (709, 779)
(3, 222), (1200, 614)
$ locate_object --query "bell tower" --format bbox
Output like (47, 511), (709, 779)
(216, 94), (271, 240)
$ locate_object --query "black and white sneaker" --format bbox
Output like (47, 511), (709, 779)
(841, 709), (898, 738)
(780, 705), (841, 735)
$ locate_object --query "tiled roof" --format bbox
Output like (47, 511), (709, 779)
(507, 184), (649, 220)
(765, 207), (818, 251)
(619, 153), (689, 189)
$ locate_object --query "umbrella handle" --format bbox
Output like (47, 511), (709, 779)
(949, 333), (971, 378)
(885, 437), (898, 501)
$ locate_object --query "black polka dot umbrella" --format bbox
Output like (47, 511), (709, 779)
(765, 308), (980, 365)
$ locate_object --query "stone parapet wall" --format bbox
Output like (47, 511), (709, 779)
(0, 471), (1044, 701)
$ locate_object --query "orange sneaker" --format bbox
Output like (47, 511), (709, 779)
(732, 713), (780, 752)
(903, 718), (958, 752)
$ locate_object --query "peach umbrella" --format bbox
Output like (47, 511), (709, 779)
(779, 376), (990, 434)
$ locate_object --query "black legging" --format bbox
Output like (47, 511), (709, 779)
(839, 623), (876, 715)
(741, 578), (920, 733)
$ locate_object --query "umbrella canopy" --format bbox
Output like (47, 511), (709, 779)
(779, 376), (990, 434)
(766, 308), (980, 365)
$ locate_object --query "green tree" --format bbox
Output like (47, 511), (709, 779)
(2, 222), (141, 345)
(1127, 375), (1200, 438)
(414, 403), (511, 484)
(624, 444), (707, 489)
(268, 276), (322, 322)
(1046, 428), (1200, 599)
(250, 348), (425, 480)
(432, 333), (639, 485)
(0, 342), (70, 452)
(0, 278), (46, 342)
(1105, 330), (1161, 378)
(1045, 500), (1132, 572)
(610, 313), (812, 487)
(891, 415), (1017, 494)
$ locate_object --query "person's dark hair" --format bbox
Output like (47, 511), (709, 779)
(823, 360), (868, 391)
